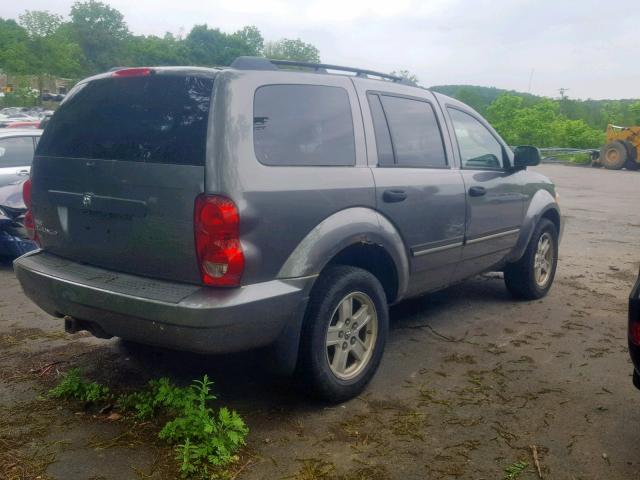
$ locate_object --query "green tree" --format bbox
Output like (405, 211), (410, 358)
(70, 0), (129, 72)
(390, 70), (419, 83)
(454, 86), (486, 114)
(233, 25), (263, 56)
(184, 24), (263, 66)
(486, 93), (604, 148)
(629, 101), (640, 125)
(263, 38), (320, 63)
(126, 33), (184, 66)
(0, 18), (34, 74)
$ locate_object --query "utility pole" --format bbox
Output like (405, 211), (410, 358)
(558, 88), (569, 100)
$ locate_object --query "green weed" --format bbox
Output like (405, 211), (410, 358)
(503, 460), (528, 480)
(50, 370), (248, 479)
(48, 368), (110, 403)
(120, 375), (248, 478)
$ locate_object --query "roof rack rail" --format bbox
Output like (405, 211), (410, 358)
(230, 56), (415, 85)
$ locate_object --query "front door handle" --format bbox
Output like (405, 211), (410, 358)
(468, 186), (487, 197)
(383, 189), (408, 203)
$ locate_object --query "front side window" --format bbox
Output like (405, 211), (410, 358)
(0, 137), (34, 167)
(253, 84), (355, 166)
(448, 108), (504, 170)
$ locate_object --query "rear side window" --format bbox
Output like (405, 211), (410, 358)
(376, 95), (447, 168)
(37, 75), (214, 166)
(0, 136), (34, 167)
(253, 85), (355, 166)
(367, 94), (394, 166)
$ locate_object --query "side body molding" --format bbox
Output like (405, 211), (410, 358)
(277, 207), (410, 302)
(506, 189), (561, 263)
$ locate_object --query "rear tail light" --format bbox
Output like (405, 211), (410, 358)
(194, 195), (244, 287)
(630, 322), (640, 346)
(22, 179), (38, 242)
(630, 281), (640, 345)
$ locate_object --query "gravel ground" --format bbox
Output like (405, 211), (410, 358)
(1, 164), (639, 480)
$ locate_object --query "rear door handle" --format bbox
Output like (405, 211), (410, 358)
(17, 169), (30, 176)
(383, 190), (407, 203)
(468, 186), (487, 197)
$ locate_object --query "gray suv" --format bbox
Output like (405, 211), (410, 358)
(14, 58), (561, 402)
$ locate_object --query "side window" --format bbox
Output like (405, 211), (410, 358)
(367, 93), (394, 166)
(448, 108), (504, 170)
(378, 95), (447, 168)
(253, 84), (356, 166)
(0, 137), (35, 167)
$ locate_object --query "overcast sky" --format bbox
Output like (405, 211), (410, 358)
(4, 0), (639, 99)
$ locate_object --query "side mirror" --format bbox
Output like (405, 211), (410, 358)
(513, 145), (541, 169)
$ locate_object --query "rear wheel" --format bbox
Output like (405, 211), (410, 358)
(504, 218), (558, 300)
(599, 142), (627, 170)
(296, 265), (388, 403)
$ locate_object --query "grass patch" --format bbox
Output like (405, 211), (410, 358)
(49, 369), (248, 479)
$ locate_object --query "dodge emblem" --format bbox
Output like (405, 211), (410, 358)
(82, 193), (93, 209)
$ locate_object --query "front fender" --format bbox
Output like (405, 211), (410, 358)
(277, 207), (410, 301)
(506, 189), (561, 263)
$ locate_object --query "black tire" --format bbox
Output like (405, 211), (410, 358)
(622, 141), (639, 170)
(599, 142), (627, 170)
(296, 265), (388, 403)
(504, 218), (558, 300)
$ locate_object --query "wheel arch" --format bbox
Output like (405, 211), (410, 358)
(277, 207), (410, 303)
(506, 189), (561, 263)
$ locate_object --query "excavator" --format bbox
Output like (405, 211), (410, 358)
(592, 124), (640, 170)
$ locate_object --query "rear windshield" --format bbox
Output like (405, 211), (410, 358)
(37, 74), (214, 166)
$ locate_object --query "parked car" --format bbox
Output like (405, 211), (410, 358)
(629, 270), (640, 388)
(0, 129), (42, 187)
(5, 121), (41, 129)
(13, 59), (562, 402)
(0, 179), (37, 258)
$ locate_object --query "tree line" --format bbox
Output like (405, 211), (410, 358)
(0, 1), (320, 81)
(433, 85), (640, 149)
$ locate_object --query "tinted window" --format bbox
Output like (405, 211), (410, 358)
(0, 136), (34, 167)
(254, 85), (355, 166)
(379, 95), (447, 168)
(367, 93), (394, 166)
(448, 108), (504, 169)
(37, 75), (214, 166)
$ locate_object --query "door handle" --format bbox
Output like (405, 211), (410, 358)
(468, 186), (487, 197)
(17, 169), (30, 176)
(383, 189), (408, 203)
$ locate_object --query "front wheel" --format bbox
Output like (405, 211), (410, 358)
(504, 218), (558, 300)
(296, 265), (388, 403)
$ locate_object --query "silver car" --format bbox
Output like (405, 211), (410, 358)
(0, 129), (42, 188)
(14, 59), (561, 402)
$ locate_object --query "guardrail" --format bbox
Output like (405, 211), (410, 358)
(538, 147), (598, 163)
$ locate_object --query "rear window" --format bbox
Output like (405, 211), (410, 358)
(253, 84), (355, 166)
(37, 74), (214, 166)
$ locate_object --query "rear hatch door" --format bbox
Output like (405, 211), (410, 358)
(32, 70), (214, 284)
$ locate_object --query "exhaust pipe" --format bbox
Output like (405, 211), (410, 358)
(64, 316), (113, 339)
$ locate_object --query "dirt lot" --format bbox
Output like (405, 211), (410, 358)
(1, 164), (639, 480)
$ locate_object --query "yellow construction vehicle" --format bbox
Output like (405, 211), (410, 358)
(593, 124), (640, 170)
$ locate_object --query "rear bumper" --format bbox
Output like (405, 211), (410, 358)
(14, 250), (314, 354)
